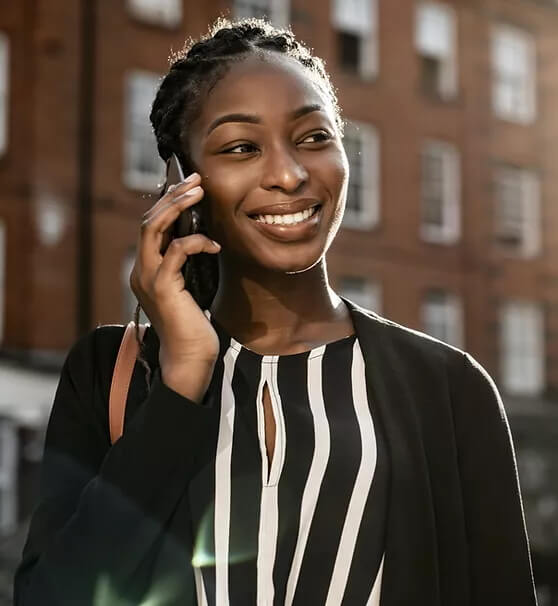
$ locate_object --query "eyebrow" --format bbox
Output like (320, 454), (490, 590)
(206, 104), (324, 136)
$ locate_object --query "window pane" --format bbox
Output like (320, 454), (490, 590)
(416, 2), (452, 57)
(492, 26), (536, 122)
(494, 166), (540, 256)
(344, 128), (363, 214)
(339, 31), (361, 72)
(332, 0), (374, 35)
(128, 0), (182, 26)
(234, 0), (288, 25)
(500, 301), (545, 395)
(421, 141), (460, 243)
(338, 276), (382, 312)
(124, 71), (165, 191)
(422, 290), (463, 348)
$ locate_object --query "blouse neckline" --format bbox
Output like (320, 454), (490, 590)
(204, 310), (356, 361)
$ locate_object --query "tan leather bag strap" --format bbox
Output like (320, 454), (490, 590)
(109, 321), (147, 444)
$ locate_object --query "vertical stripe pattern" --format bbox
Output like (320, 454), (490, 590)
(188, 316), (388, 606)
(214, 345), (239, 605)
(284, 345), (330, 606)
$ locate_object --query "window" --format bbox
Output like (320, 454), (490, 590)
(342, 121), (380, 229)
(421, 289), (463, 348)
(420, 140), (461, 244)
(233, 0), (289, 27)
(500, 301), (545, 395)
(491, 25), (536, 123)
(332, 0), (379, 78)
(0, 33), (9, 155)
(127, 0), (182, 27)
(0, 220), (4, 345)
(124, 70), (165, 192)
(0, 419), (18, 536)
(494, 166), (541, 257)
(415, 2), (457, 98)
(122, 249), (148, 324)
(338, 276), (382, 313)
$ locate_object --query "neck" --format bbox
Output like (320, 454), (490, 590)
(209, 255), (350, 347)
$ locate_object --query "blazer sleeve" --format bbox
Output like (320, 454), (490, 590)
(451, 351), (538, 605)
(13, 327), (218, 605)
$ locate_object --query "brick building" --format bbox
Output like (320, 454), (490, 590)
(0, 0), (558, 602)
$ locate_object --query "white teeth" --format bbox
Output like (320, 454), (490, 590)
(254, 205), (319, 226)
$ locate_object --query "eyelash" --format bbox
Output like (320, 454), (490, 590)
(222, 131), (333, 154)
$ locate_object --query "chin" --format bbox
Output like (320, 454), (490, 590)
(260, 247), (325, 275)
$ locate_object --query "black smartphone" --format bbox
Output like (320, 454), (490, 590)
(164, 152), (202, 239)
(162, 153), (217, 309)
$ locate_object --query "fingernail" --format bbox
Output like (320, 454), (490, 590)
(175, 186), (202, 201)
(211, 240), (221, 248)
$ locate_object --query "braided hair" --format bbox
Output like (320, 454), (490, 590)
(134, 17), (343, 387)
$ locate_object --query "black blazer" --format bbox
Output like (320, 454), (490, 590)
(14, 297), (537, 605)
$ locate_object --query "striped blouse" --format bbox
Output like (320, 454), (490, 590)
(188, 311), (389, 605)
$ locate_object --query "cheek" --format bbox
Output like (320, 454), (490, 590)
(312, 147), (349, 201)
(199, 166), (251, 240)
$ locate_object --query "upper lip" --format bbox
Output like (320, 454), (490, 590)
(247, 198), (321, 216)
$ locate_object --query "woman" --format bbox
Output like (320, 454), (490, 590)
(15, 18), (537, 606)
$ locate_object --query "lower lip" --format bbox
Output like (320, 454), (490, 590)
(249, 206), (322, 242)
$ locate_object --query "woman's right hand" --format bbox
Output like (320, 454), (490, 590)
(130, 172), (221, 390)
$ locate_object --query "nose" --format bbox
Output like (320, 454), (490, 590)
(260, 143), (309, 194)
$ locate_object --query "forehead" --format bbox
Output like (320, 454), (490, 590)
(196, 54), (333, 129)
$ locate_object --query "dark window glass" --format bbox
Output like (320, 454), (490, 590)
(338, 31), (360, 71)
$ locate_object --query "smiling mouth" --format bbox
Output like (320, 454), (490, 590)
(249, 204), (322, 226)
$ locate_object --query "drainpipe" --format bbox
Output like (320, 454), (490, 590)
(77, 0), (96, 336)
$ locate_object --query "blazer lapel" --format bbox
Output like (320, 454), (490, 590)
(341, 297), (441, 605)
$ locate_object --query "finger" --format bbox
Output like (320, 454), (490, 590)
(137, 187), (205, 277)
(156, 234), (221, 283)
(142, 173), (201, 221)
(141, 186), (203, 230)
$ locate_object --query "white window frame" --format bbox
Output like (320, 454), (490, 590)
(494, 165), (541, 258)
(233, 0), (290, 27)
(0, 220), (5, 345)
(123, 70), (165, 193)
(342, 121), (381, 230)
(415, 2), (458, 99)
(338, 275), (382, 314)
(127, 0), (182, 27)
(421, 289), (464, 348)
(500, 300), (545, 396)
(332, 0), (379, 79)
(0, 32), (9, 156)
(491, 24), (537, 124)
(420, 140), (461, 244)
(0, 419), (18, 536)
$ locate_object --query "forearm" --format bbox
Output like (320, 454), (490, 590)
(15, 368), (218, 605)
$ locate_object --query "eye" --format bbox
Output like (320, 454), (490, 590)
(299, 130), (333, 145)
(222, 142), (258, 154)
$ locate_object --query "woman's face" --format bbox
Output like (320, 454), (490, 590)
(188, 53), (349, 274)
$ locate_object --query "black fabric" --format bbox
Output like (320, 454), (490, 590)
(191, 320), (386, 605)
(13, 298), (537, 605)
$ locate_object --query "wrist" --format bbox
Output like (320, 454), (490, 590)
(160, 358), (216, 404)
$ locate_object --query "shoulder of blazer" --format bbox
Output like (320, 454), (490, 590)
(343, 298), (466, 368)
(70, 324), (153, 412)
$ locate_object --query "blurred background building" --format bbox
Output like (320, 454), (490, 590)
(1, 0), (557, 603)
